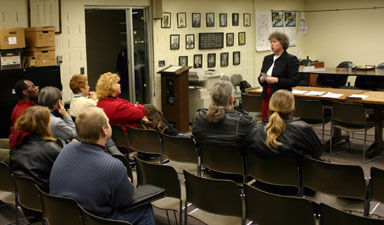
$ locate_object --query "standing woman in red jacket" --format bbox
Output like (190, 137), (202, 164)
(96, 72), (147, 131)
(258, 32), (300, 122)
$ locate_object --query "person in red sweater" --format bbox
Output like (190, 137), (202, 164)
(96, 72), (147, 131)
(10, 80), (39, 129)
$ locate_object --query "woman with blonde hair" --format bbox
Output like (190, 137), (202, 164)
(9, 106), (61, 192)
(96, 72), (146, 132)
(192, 80), (255, 148)
(245, 90), (323, 158)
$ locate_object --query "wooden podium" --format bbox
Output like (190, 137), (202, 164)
(158, 65), (191, 133)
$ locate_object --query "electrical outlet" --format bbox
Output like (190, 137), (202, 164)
(57, 55), (63, 64)
(80, 67), (84, 74)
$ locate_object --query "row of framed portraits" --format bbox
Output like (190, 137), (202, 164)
(162, 12), (251, 28)
(170, 32), (246, 50)
(178, 52), (241, 68)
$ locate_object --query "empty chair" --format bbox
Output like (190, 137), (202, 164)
(376, 62), (384, 90)
(245, 150), (302, 196)
(126, 126), (163, 163)
(368, 167), (384, 217)
(160, 132), (200, 175)
(220, 75), (230, 81)
(198, 142), (246, 183)
(183, 170), (244, 225)
(0, 138), (10, 149)
(0, 162), (21, 225)
(79, 204), (131, 225)
(319, 203), (384, 225)
(244, 184), (315, 225)
(295, 99), (331, 142)
(111, 125), (129, 154)
(354, 75), (380, 90)
(13, 174), (43, 223)
(135, 157), (182, 224)
(302, 157), (368, 214)
(331, 102), (375, 163)
(231, 74), (243, 105)
(112, 154), (134, 182)
(35, 184), (83, 225)
(241, 93), (262, 121)
(317, 61), (352, 88)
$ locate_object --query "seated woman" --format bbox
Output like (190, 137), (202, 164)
(138, 104), (179, 136)
(96, 72), (146, 131)
(69, 74), (98, 118)
(9, 106), (61, 191)
(245, 90), (324, 159)
(38, 86), (77, 143)
(192, 80), (255, 149)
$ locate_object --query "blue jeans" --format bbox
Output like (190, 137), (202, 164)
(114, 204), (155, 225)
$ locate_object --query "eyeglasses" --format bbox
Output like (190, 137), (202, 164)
(27, 84), (39, 90)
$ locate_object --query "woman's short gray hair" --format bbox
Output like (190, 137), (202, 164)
(38, 86), (62, 110)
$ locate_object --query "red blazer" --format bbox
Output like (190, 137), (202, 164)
(97, 97), (146, 131)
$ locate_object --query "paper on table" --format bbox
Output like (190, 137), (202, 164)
(321, 92), (344, 98)
(347, 94), (368, 99)
(304, 91), (325, 96)
(163, 66), (182, 72)
(256, 88), (263, 92)
(292, 90), (308, 94)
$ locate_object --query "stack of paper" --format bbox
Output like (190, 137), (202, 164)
(292, 90), (308, 95)
(347, 94), (368, 99)
(322, 92), (344, 98)
(304, 91), (325, 96)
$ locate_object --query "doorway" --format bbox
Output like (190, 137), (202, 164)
(85, 7), (150, 104)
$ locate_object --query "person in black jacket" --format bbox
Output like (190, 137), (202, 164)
(192, 80), (256, 149)
(245, 90), (324, 159)
(258, 31), (300, 121)
(9, 106), (61, 192)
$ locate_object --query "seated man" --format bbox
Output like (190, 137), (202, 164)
(38, 86), (77, 143)
(192, 80), (256, 148)
(49, 107), (155, 225)
(69, 74), (98, 118)
(10, 79), (39, 129)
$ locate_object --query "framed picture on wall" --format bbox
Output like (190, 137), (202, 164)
(219, 13), (227, 27)
(238, 32), (246, 45)
(233, 51), (240, 65)
(177, 12), (186, 28)
(28, 0), (62, 33)
(179, 56), (188, 66)
(243, 13), (251, 27)
(208, 53), (216, 68)
(161, 12), (171, 28)
(232, 13), (239, 26)
(194, 54), (203, 68)
(192, 13), (201, 27)
(226, 33), (234, 46)
(220, 52), (229, 67)
(170, 34), (180, 50)
(186, 34), (195, 49)
(206, 13), (215, 27)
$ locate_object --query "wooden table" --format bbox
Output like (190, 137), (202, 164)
(248, 87), (384, 151)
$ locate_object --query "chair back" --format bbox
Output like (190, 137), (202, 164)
(244, 184), (315, 225)
(241, 94), (262, 113)
(79, 204), (131, 225)
(160, 133), (198, 164)
(220, 75), (230, 81)
(377, 62), (384, 69)
(246, 151), (301, 194)
(317, 61), (352, 88)
(299, 59), (312, 66)
(295, 99), (324, 122)
(302, 157), (366, 199)
(319, 203), (384, 225)
(35, 184), (83, 225)
(231, 74), (243, 87)
(355, 76), (379, 90)
(0, 162), (16, 193)
(0, 138), (10, 149)
(112, 155), (133, 182)
(126, 126), (162, 155)
(198, 142), (245, 180)
(370, 167), (384, 203)
(332, 102), (366, 126)
(13, 174), (42, 212)
(111, 125), (128, 149)
(135, 157), (180, 199)
(183, 170), (242, 217)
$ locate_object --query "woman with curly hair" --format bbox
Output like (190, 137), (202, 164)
(96, 72), (146, 131)
(9, 106), (61, 191)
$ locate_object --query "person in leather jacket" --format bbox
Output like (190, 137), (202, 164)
(245, 90), (324, 159)
(192, 80), (256, 149)
(9, 106), (61, 192)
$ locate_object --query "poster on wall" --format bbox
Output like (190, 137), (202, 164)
(255, 10), (272, 51)
(298, 12), (308, 35)
(284, 11), (297, 47)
